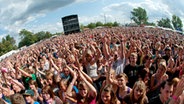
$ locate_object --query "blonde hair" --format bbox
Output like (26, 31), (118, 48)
(130, 81), (147, 104)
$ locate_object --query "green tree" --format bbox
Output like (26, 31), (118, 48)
(35, 31), (52, 42)
(87, 23), (96, 29)
(104, 22), (113, 27)
(96, 21), (103, 27)
(0, 35), (17, 56)
(172, 15), (183, 31)
(157, 18), (172, 29)
(18, 29), (37, 48)
(112, 21), (120, 27)
(131, 7), (148, 25)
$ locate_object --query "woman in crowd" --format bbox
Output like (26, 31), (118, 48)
(81, 41), (101, 80)
(40, 86), (63, 104)
(45, 73), (59, 94)
(108, 72), (132, 103)
(66, 67), (97, 104)
(149, 59), (168, 99)
(97, 84), (120, 104)
(122, 81), (148, 104)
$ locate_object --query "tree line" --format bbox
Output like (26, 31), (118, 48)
(0, 7), (183, 56)
(131, 7), (183, 31)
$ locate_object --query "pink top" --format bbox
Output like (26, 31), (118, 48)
(76, 93), (96, 104)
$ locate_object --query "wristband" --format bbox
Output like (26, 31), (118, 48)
(172, 95), (178, 101)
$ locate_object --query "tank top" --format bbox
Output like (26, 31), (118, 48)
(86, 63), (98, 78)
(116, 87), (131, 102)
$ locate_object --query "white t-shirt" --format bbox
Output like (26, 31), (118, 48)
(112, 58), (126, 75)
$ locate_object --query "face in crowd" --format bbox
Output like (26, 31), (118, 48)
(101, 85), (117, 104)
(160, 81), (173, 103)
(131, 81), (146, 101)
(116, 73), (128, 88)
(130, 53), (137, 66)
(78, 81), (88, 98)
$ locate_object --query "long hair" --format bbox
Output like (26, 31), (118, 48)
(130, 81), (147, 104)
(98, 84), (119, 104)
(42, 86), (55, 99)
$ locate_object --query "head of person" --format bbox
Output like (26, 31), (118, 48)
(86, 49), (93, 61)
(56, 58), (66, 67)
(165, 46), (172, 56)
(171, 77), (180, 95)
(42, 86), (55, 101)
(28, 80), (38, 90)
(113, 51), (119, 61)
(23, 90), (35, 104)
(59, 79), (69, 92)
(160, 80), (174, 103)
(55, 58), (62, 66)
(41, 53), (48, 60)
(173, 44), (179, 53)
(106, 69), (116, 80)
(99, 84), (119, 104)
(54, 74), (61, 83)
(10, 93), (26, 104)
(46, 73), (54, 85)
(12, 83), (22, 93)
(129, 53), (137, 66)
(63, 67), (70, 77)
(131, 46), (137, 53)
(78, 81), (89, 98)
(142, 45), (149, 54)
(142, 55), (152, 65)
(156, 60), (167, 76)
(116, 73), (128, 88)
(155, 42), (161, 51)
(66, 54), (76, 64)
(178, 46), (183, 55)
(40, 60), (45, 68)
(130, 81), (147, 103)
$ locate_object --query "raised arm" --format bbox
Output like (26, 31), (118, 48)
(120, 37), (126, 59)
(50, 58), (60, 71)
(169, 76), (184, 104)
(102, 37), (111, 59)
(66, 71), (77, 96)
(78, 69), (97, 97)
(16, 67), (32, 78)
(35, 62), (46, 76)
(7, 76), (25, 90)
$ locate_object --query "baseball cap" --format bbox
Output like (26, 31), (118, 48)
(23, 90), (34, 96)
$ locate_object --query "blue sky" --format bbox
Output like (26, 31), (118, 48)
(0, 0), (184, 44)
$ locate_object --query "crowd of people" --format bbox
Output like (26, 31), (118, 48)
(0, 26), (184, 104)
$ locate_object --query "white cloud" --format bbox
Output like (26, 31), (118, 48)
(102, 0), (184, 25)
(0, 0), (76, 44)
(79, 14), (116, 25)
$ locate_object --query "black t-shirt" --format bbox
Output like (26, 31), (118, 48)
(149, 95), (163, 104)
(162, 55), (169, 64)
(123, 64), (143, 88)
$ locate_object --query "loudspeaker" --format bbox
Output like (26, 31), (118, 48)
(62, 15), (80, 35)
